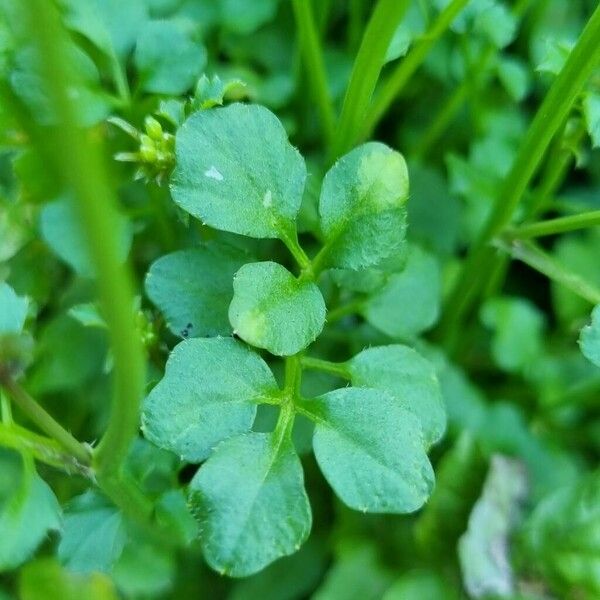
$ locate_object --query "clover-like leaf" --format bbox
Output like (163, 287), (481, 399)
(318, 142), (408, 270)
(60, 0), (148, 60)
(579, 304), (600, 367)
(0, 450), (62, 571)
(0, 282), (28, 334)
(229, 262), (326, 356)
(145, 242), (248, 338)
(40, 197), (131, 278)
(347, 345), (446, 448)
(363, 243), (440, 340)
(171, 103), (306, 240)
(134, 20), (207, 95)
(58, 491), (126, 574)
(480, 296), (545, 373)
(142, 338), (278, 462)
(189, 432), (312, 577)
(300, 388), (434, 513)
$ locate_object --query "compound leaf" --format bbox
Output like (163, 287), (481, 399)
(347, 345), (446, 448)
(171, 103), (306, 239)
(300, 387), (434, 513)
(189, 432), (312, 577)
(229, 261), (326, 356)
(145, 242), (248, 338)
(142, 337), (278, 462)
(318, 142), (408, 270)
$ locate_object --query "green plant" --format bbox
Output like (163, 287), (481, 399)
(2, 0), (600, 598)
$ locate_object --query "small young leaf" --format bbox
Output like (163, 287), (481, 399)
(319, 142), (408, 270)
(0, 282), (28, 334)
(347, 345), (446, 448)
(171, 103), (306, 240)
(300, 388), (434, 513)
(189, 432), (312, 577)
(0, 450), (62, 571)
(134, 20), (207, 95)
(582, 92), (600, 148)
(363, 244), (441, 340)
(220, 0), (279, 34)
(496, 57), (530, 102)
(113, 540), (175, 598)
(68, 303), (107, 329)
(145, 242), (248, 338)
(142, 337), (278, 462)
(480, 296), (545, 373)
(192, 74), (246, 111)
(579, 304), (600, 367)
(229, 262), (326, 356)
(58, 491), (126, 574)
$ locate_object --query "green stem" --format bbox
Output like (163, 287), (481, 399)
(495, 238), (600, 305)
(278, 223), (312, 274)
(0, 376), (91, 466)
(29, 0), (146, 480)
(330, 0), (410, 160)
(413, 47), (494, 160)
(301, 356), (351, 379)
(439, 3), (600, 347)
(348, 0), (367, 50)
(284, 354), (303, 398)
(525, 121), (585, 219)
(509, 210), (600, 239)
(327, 298), (366, 322)
(0, 422), (92, 477)
(361, 0), (470, 140)
(292, 0), (335, 146)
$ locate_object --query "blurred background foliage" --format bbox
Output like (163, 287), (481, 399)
(1, 0), (600, 598)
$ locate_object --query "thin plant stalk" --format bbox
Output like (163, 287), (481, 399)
(439, 2), (600, 349)
(27, 0), (150, 514)
(292, 0), (335, 145)
(330, 0), (410, 160)
(361, 0), (471, 141)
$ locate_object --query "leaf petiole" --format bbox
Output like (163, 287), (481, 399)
(494, 238), (600, 305)
(300, 356), (351, 379)
(362, 0), (471, 141)
(508, 210), (600, 239)
(0, 375), (91, 467)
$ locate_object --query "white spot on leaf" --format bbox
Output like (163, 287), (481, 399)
(262, 189), (273, 208)
(204, 166), (224, 181)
